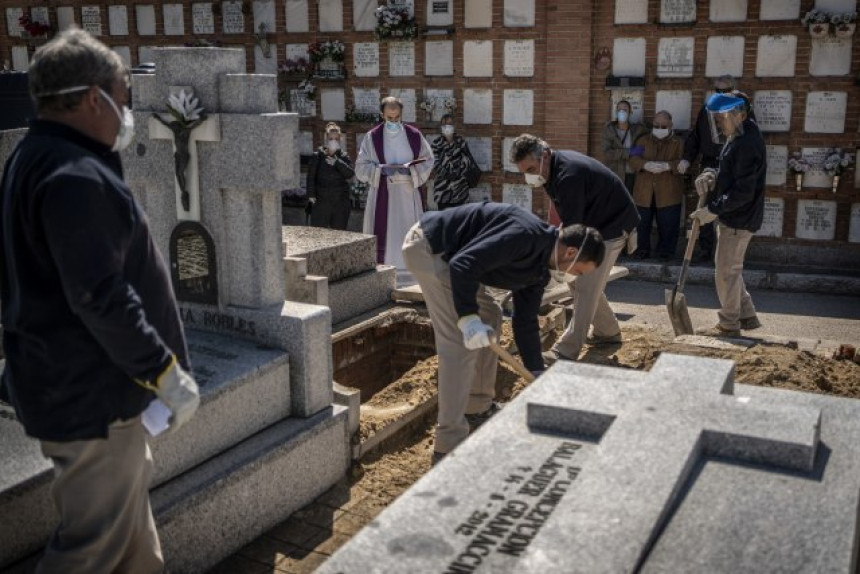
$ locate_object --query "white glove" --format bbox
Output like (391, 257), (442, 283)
(308, 197), (317, 204)
(457, 314), (494, 350)
(694, 168), (717, 197)
(690, 207), (718, 225)
(677, 159), (690, 175)
(148, 357), (200, 432)
(643, 161), (658, 173)
(325, 155), (337, 166)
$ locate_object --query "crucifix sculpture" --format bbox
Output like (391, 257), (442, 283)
(151, 113), (207, 211)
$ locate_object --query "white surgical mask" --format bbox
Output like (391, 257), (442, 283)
(551, 232), (587, 284)
(385, 120), (402, 133)
(524, 153), (546, 188)
(652, 128), (670, 140)
(441, 125), (455, 137)
(616, 110), (629, 123)
(326, 139), (341, 151)
(97, 87), (135, 151)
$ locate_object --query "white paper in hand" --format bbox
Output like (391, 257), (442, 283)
(142, 399), (171, 437)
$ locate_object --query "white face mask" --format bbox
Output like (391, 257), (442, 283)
(616, 110), (629, 123)
(551, 231), (587, 284)
(441, 125), (455, 137)
(385, 120), (402, 133)
(326, 139), (341, 151)
(652, 128), (670, 140)
(97, 87), (135, 151)
(524, 153), (546, 188)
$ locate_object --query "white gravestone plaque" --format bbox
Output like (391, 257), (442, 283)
(254, 45), (277, 74)
(756, 35), (797, 77)
(285, 0), (309, 32)
(137, 5), (156, 35)
(389, 0), (415, 18)
(113, 46), (132, 67)
(503, 184), (533, 212)
(465, 0), (492, 27)
(81, 6), (103, 36)
(810, 38), (852, 77)
(353, 88), (381, 115)
(611, 90), (644, 124)
(706, 36), (745, 78)
(354, 0), (377, 31)
(657, 37), (695, 77)
(464, 40), (493, 77)
(253, 0), (276, 33)
(815, 0), (857, 13)
(390, 42), (415, 76)
(795, 200), (836, 241)
(757, 197), (784, 238)
(425, 89), (454, 122)
(615, 0), (648, 24)
(290, 90), (315, 117)
(427, 0), (453, 27)
(804, 92), (847, 134)
(6, 8), (23, 37)
(709, 0), (747, 22)
(286, 43), (309, 64)
(321, 89), (346, 121)
(57, 7), (76, 31)
(660, 0), (696, 23)
(11, 46), (29, 71)
(353, 43), (379, 77)
(613, 38), (647, 77)
(426, 41), (454, 76)
(319, 0), (344, 32)
(299, 132), (314, 155)
(163, 4), (185, 35)
(31, 7), (50, 28)
(655, 91), (692, 130)
(802, 147), (833, 188)
(463, 89), (493, 125)
(765, 145), (788, 186)
(504, 40), (535, 77)
(753, 91), (792, 132)
(391, 89), (417, 122)
(139, 47), (157, 65)
(849, 204), (860, 243)
(503, 90), (534, 126)
(465, 137), (492, 173)
(503, 137), (518, 173)
(504, 0), (535, 27)
(192, 3), (215, 34)
(223, 1), (244, 33)
(468, 184), (493, 203)
(109, 5), (129, 35)
(760, 0), (800, 20)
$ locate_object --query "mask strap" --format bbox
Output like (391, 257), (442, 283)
(34, 85), (90, 98)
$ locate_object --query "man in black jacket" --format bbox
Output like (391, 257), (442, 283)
(511, 134), (639, 364)
(690, 93), (766, 337)
(0, 29), (198, 572)
(401, 202), (604, 463)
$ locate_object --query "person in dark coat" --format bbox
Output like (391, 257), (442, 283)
(306, 122), (355, 230)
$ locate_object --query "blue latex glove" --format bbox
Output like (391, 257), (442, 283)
(629, 145), (645, 157)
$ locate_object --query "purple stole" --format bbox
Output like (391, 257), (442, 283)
(369, 123), (424, 264)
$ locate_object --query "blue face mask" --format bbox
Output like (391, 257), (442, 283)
(385, 120), (402, 133)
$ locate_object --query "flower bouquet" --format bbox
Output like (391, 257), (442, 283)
(441, 97), (457, 114)
(345, 105), (379, 124)
(18, 12), (52, 40)
(167, 90), (207, 127)
(822, 149), (854, 193)
(832, 12), (857, 37)
(309, 40), (346, 79)
(279, 56), (310, 79)
(802, 9), (831, 37)
(419, 99), (435, 122)
(787, 152), (810, 191)
(374, 5), (417, 41)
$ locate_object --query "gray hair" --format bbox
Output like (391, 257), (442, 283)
(715, 74), (735, 89)
(510, 133), (548, 163)
(379, 96), (403, 113)
(29, 27), (127, 113)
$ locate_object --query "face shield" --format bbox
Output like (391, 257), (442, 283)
(705, 93), (746, 145)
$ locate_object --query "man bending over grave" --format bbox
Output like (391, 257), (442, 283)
(402, 202), (604, 465)
(0, 29), (199, 573)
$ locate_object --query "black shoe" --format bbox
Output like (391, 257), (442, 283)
(586, 332), (622, 345)
(632, 251), (650, 260)
(465, 402), (502, 431)
(431, 451), (446, 466)
(740, 316), (762, 330)
(692, 252), (713, 265)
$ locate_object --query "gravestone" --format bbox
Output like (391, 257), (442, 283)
(286, 0), (309, 32)
(425, 88), (455, 122)
(810, 38), (852, 77)
(468, 183), (493, 203)
(657, 37), (694, 77)
(463, 89), (493, 124)
(504, 0), (534, 27)
(353, 42), (380, 77)
(298, 131), (314, 155)
(816, 0), (857, 12)
(319, 0), (344, 32)
(193, 3), (215, 34)
(390, 88), (417, 122)
(253, 0), (276, 34)
(114, 46), (132, 68)
(660, 0), (696, 23)
(464, 40), (494, 77)
(354, 0), (377, 31)
(504, 40), (535, 77)
(57, 6), (76, 30)
(765, 145), (788, 186)
(755, 35), (797, 77)
(802, 147), (834, 188)
(709, 0), (746, 22)
(319, 353), (860, 573)
(222, 0), (245, 33)
(502, 137), (518, 173)
(321, 88), (346, 121)
(796, 199), (837, 240)
(753, 90), (791, 132)
(760, 0), (800, 19)
(81, 5), (102, 36)
(425, 41), (454, 76)
(705, 36), (744, 77)
(389, 42), (415, 77)
(804, 92), (847, 133)
(615, 0), (647, 24)
(5, 7), (23, 36)
(30, 7), (50, 28)
(757, 197), (783, 237)
(613, 37), (646, 77)
(849, 204), (860, 243)
(163, 4), (184, 35)
(11, 47), (28, 72)
(465, 137), (492, 172)
(427, 0), (454, 26)
(353, 88), (380, 115)
(610, 90), (644, 123)
(137, 5), (157, 36)
(502, 184), (532, 212)
(655, 90), (691, 130)
(465, 0), (492, 27)
(108, 5), (129, 36)
(503, 90), (533, 126)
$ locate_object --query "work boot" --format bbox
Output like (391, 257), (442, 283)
(740, 316), (762, 330)
(697, 324), (741, 338)
(586, 332), (622, 345)
(465, 402), (502, 432)
(431, 451), (446, 466)
(541, 349), (575, 367)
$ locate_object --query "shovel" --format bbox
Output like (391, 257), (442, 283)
(666, 193), (707, 336)
(488, 338), (535, 383)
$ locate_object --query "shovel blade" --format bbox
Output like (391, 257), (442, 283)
(665, 288), (694, 336)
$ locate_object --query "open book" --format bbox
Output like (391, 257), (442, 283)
(379, 157), (429, 169)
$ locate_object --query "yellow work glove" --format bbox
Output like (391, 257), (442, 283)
(139, 356), (200, 432)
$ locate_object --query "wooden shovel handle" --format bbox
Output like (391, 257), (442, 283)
(489, 340), (536, 383)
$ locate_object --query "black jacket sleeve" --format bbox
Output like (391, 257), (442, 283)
(333, 151), (355, 179)
(708, 137), (764, 216)
(306, 151), (320, 199)
(511, 284), (543, 372)
(683, 107), (707, 163)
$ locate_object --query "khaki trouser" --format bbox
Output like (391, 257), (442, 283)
(553, 233), (628, 360)
(715, 223), (756, 330)
(37, 417), (163, 574)
(402, 222), (501, 454)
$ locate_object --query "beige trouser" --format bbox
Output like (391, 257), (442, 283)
(402, 222), (501, 454)
(553, 234), (627, 360)
(37, 416), (163, 574)
(715, 222), (757, 330)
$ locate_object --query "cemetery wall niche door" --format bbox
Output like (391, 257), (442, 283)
(170, 221), (218, 305)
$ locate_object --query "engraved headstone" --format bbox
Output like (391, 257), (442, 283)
(353, 43), (379, 77)
(57, 6), (76, 30)
(849, 204), (860, 243)
(109, 5), (129, 35)
(463, 89), (493, 125)
(114, 46), (132, 67)
(660, 0), (696, 23)
(753, 91), (792, 132)
(321, 88), (346, 121)
(170, 222), (219, 305)
(353, 88), (381, 115)
(657, 37), (695, 77)
(319, 0), (344, 32)
(464, 137), (492, 172)
(11, 46), (29, 71)
(427, 0), (454, 27)
(504, 40), (535, 77)
(286, 43), (309, 64)
(810, 38), (852, 77)
(468, 183), (492, 203)
(804, 92), (847, 134)
(298, 131), (314, 155)
(760, 0), (800, 20)
(390, 88), (417, 122)
(464, 40), (494, 77)
(426, 41), (454, 76)
(253, 0), (276, 33)
(504, 0), (535, 27)
(163, 4), (185, 35)
(465, 0), (492, 27)
(285, 0), (309, 32)
(503, 90), (534, 126)
(757, 197), (784, 237)
(795, 199), (836, 241)
(610, 90), (644, 124)
(30, 7), (50, 29)
(389, 42), (415, 77)
(222, 0), (245, 33)
(81, 6), (103, 36)
(802, 147), (833, 188)
(612, 38), (647, 77)
(709, 0), (747, 22)
(192, 3), (215, 34)
(6, 8), (23, 37)
(353, 0), (377, 30)
(655, 90), (692, 130)
(615, 0), (648, 24)
(765, 145), (788, 186)
(756, 35), (797, 77)
(705, 36), (745, 77)
(815, 0), (857, 13)
(137, 5), (157, 35)
(502, 137), (518, 172)
(502, 184), (532, 212)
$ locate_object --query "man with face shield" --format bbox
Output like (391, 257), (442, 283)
(0, 29), (198, 572)
(690, 92), (766, 337)
(401, 202), (604, 464)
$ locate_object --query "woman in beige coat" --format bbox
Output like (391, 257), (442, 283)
(600, 100), (648, 192)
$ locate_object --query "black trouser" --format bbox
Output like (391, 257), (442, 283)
(311, 194), (350, 230)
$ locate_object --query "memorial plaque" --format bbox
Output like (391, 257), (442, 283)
(286, 43), (309, 64)
(163, 4), (185, 35)
(109, 5), (129, 35)
(613, 38), (647, 77)
(657, 37), (694, 77)
(57, 6), (76, 30)
(222, 0), (244, 33)
(113, 46), (132, 67)
(801, 147), (833, 188)
(425, 89), (455, 122)
(705, 36), (744, 78)
(136, 5), (157, 35)
(465, 137), (492, 173)
(426, 41), (454, 76)
(504, 0), (534, 27)
(353, 42), (379, 77)
(192, 3), (215, 34)
(319, 0), (343, 32)
(810, 38), (852, 77)
(503, 90), (533, 126)
(468, 183), (493, 203)
(765, 145), (788, 186)
(353, 88), (380, 115)
(170, 222), (218, 305)
(504, 40), (535, 77)
(795, 199), (836, 241)
(756, 35), (797, 77)
(610, 90), (644, 123)
(290, 90), (316, 117)
(660, 0), (696, 24)
(753, 90), (792, 132)
(804, 92), (847, 134)
(463, 40), (493, 77)
(31, 6), (50, 29)
(465, 0), (492, 27)
(849, 204), (860, 243)
(502, 137), (518, 172)
(463, 89), (493, 125)
(254, 45), (278, 74)
(81, 6), (103, 36)
(139, 46), (157, 65)
(615, 0), (648, 24)
(389, 0), (415, 18)
(389, 42), (415, 77)
(756, 197), (784, 238)
(655, 90), (692, 130)
(321, 88), (346, 121)
(11, 46), (29, 71)
(760, 0), (800, 20)
(390, 88), (416, 123)
(709, 0), (747, 22)
(253, 0), (276, 32)
(299, 131), (314, 155)
(285, 0), (308, 32)
(503, 184), (533, 212)
(427, 0), (453, 27)
(815, 0), (857, 13)
(6, 7), (23, 37)
(354, 0), (376, 31)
